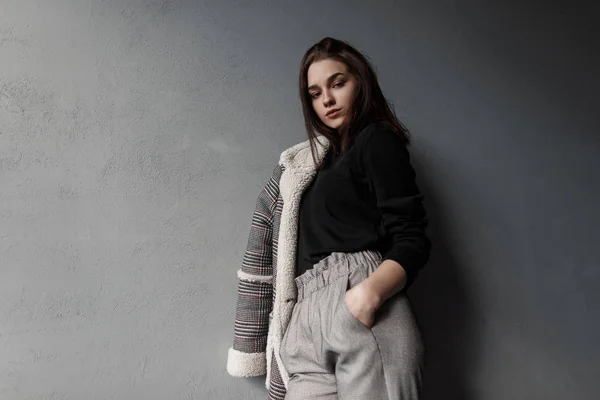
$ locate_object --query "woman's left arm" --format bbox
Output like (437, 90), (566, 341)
(345, 127), (431, 325)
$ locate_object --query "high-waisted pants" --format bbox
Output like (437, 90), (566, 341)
(279, 250), (424, 400)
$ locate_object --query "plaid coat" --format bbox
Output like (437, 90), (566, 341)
(227, 136), (331, 399)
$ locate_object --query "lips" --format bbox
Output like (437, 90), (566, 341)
(326, 108), (342, 118)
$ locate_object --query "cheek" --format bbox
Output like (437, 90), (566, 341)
(342, 86), (357, 104)
(312, 102), (325, 117)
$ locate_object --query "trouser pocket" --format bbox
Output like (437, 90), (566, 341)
(336, 271), (373, 331)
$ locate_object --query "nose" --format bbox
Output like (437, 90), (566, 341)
(322, 90), (335, 107)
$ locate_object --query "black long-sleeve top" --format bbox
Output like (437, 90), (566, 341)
(295, 122), (431, 288)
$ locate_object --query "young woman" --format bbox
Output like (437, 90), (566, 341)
(227, 37), (431, 400)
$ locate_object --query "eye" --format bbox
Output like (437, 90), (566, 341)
(310, 92), (320, 99)
(333, 81), (345, 88)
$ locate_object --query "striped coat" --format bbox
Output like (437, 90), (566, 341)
(227, 135), (331, 399)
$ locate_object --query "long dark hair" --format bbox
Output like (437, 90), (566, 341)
(299, 37), (411, 166)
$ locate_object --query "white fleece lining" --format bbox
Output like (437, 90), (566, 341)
(227, 347), (267, 378)
(265, 136), (330, 390)
(237, 269), (273, 284)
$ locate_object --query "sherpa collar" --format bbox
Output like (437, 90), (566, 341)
(266, 134), (330, 391)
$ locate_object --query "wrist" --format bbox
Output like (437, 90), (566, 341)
(359, 279), (384, 311)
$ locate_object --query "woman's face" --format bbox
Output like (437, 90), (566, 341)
(307, 58), (358, 130)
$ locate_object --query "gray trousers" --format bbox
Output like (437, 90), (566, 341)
(279, 251), (424, 400)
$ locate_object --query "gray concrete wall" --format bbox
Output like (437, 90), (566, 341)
(1, 1), (598, 399)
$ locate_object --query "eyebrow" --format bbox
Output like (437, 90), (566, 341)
(307, 72), (345, 92)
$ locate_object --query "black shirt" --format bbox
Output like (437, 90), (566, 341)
(295, 122), (431, 287)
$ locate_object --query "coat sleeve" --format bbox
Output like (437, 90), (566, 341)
(362, 126), (431, 289)
(227, 164), (282, 378)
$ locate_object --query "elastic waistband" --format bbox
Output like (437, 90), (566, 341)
(295, 250), (381, 302)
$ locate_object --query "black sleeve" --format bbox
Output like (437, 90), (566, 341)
(362, 127), (431, 288)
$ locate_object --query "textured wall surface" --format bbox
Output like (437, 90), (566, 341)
(1, 1), (598, 399)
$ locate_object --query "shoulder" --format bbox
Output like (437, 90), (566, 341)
(279, 138), (312, 160)
(270, 163), (284, 182)
(356, 122), (410, 160)
(278, 138), (311, 170)
(278, 136), (329, 170)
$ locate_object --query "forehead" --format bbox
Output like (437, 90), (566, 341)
(307, 59), (349, 85)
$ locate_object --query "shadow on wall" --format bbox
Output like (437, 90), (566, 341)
(409, 157), (477, 400)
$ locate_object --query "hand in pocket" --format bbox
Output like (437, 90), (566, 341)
(343, 280), (380, 328)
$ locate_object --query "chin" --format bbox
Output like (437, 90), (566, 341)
(323, 118), (344, 130)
